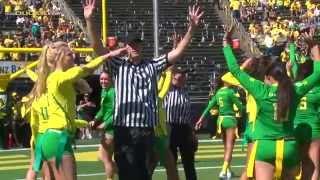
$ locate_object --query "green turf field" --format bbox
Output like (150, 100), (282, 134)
(0, 135), (247, 180)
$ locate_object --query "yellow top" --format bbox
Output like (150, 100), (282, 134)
(4, 4), (12, 13)
(290, 1), (301, 11)
(154, 70), (172, 137)
(30, 94), (49, 134)
(305, 0), (314, 10)
(283, 0), (291, 7)
(221, 72), (257, 123)
(45, 57), (105, 132)
(158, 71), (172, 100)
(230, 0), (241, 10)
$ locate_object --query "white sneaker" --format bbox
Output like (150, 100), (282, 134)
(219, 170), (227, 179)
(81, 135), (85, 140)
(226, 169), (233, 179)
(219, 169), (233, 180)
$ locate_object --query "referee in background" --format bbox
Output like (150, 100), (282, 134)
(165, 67), (197, 180)
(83, 1), (204, 179)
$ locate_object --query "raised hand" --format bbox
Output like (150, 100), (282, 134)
(83, 0), (96, 19)
(310, 45), (320, 61)
(188, 5), (204, 29)
(240, 57), (253, 70)
(223, 24), (234, 47)
(103, 47), (128, 60)
(172, 32), (182, 49)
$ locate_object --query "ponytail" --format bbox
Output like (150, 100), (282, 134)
(266, 60), (294, 121)
(277, 73), (294, 121)
(25, 41), (69, 106)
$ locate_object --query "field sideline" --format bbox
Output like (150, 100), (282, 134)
(0, 137), (247, 180)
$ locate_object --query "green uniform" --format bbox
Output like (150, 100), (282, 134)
(289, 42), (320, 143)
(223, 44), (320, 169)
(201, 87), (243, 131)
(40, 56), (106, 169)
(222, 72), (257, 144)
(95, 87), (115, 136)
(294, 86), (320, 143)
(289, 43), (310, 80)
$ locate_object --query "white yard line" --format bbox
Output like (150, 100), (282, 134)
(1, 139), (243, 153)
(16, 165), (245, 179)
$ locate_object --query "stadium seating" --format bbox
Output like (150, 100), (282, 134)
(67, 0), (229, 103)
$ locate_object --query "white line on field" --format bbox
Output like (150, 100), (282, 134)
(2, 139), (243, 153)
(16, 165), (245, 179)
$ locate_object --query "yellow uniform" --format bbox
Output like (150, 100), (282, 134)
(34, 56), (105, 171)
(230, 0), (241, 10)
(284, 0), (291, 7)
(45, 56), (105, 133)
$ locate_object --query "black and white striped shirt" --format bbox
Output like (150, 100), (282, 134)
(109, 55), (168, 127)
(164, 87), (191, 125)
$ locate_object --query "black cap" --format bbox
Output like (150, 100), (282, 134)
(172, 66), (188, 74)
(126, 31), (143, 45)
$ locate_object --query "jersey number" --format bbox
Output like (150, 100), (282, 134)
(40, 107), (49, 120)
(218, 97), (224, 107)
(299, 97), (307, 110)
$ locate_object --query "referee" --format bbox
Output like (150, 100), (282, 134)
(165, 67), (197, 180)
(83, 1), (204, 179)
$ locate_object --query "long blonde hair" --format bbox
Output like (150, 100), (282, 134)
(26, 41), (70, 106)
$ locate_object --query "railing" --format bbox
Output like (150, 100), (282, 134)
(216, 0), (262, 57)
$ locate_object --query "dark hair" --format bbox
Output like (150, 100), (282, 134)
(215, 74), (224, 91)
(243, 56), (272, 81)
(295, 60), (313, 81)
(265, 58), (294, 121)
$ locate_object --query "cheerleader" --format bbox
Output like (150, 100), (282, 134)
(223, 27), (320, 179)
(289, 36), (320, 179)
(221, 57), (270, 180)
(152, 68), (179, 180)
(196, 76), (243, 179)
(89, 71), (116, 180)
(31, 41), (125, 179)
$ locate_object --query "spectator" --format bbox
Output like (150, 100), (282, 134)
(290, 0), (301, 17)
(16, 15), (25, 27)
(11, 0), (25, 13)
(31, 20), (41, 40)
(264, 32), (275, 56)
(77, 93), (96, 139)
(10, 41), (21, 61)
(230, 0), (241, 20)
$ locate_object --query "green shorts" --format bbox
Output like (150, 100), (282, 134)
(33, 129), (73, 172)
(243, 122), (254, 144)
(104, 119), (114, 136)
(294, 122), (320, 143)
(217, 116), (237, 130)
(255, 139), (299, 168)
(154, 135), (169, 164)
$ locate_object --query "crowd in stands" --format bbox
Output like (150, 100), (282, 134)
(229, 0), (320, 58)
(0, 0), (88, 61)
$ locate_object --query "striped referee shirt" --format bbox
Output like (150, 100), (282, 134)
(108, 55), (168, 128)
(164, 87), (191, 125)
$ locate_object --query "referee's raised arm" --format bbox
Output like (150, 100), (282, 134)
(167, 5), (204, 64)
(84, 0), (108, 56)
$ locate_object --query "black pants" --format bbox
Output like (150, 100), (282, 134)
(114, 126), (154, 180)
(170, 124), (197, 180)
